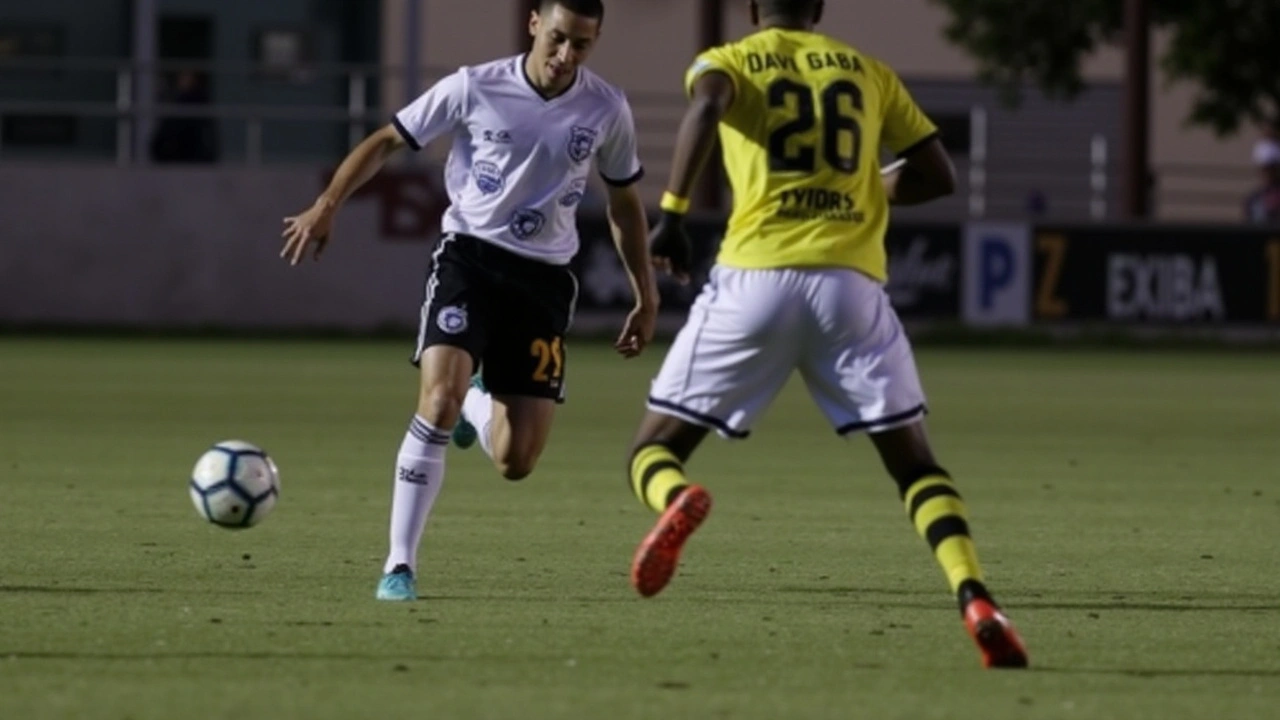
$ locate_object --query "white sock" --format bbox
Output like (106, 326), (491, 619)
(463, 386), (495, 459)
(383, 415), (450, 574)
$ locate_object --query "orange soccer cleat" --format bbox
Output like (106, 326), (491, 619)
(630, 485), (713, 598)
(963, 599), (1029, 668)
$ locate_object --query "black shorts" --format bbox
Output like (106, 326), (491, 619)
(412, 233), (577, 401)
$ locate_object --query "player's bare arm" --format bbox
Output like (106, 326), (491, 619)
(649, 71), (736, 283)
(881, 138), (956, 206)
(605, 182), (659, 358)
(280, 124), (409, 265)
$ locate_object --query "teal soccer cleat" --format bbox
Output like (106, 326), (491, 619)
(375, 564), (417, 601)
(451, 375), (487, 450)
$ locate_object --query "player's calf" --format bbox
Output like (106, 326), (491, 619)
(480, 394), (557, 481)
(494, 455), (537, 481)
(894, 465), (991, 610)
(481, 433), (540, 480)
(625, 425), (713, 597)
(892, 464), (1029, 668)
(628, 442), (692, 513)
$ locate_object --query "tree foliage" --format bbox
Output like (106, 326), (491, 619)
(928, 0), (1280, 136)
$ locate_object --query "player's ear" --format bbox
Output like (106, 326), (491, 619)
(813, 1), (825, 24)
(529, 9), (540, 38)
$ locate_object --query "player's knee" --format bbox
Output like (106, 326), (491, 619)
(418, 383), (464, 429)
(496, 456), (536, 481)
(627, 416), (705, 469)
(492, 429), (546, 481)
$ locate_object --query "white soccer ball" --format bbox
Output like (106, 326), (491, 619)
(189, 440), (280, 529)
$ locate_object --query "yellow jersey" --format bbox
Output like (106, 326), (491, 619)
(686, 28), (938, 280)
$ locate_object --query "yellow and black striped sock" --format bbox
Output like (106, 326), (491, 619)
(903, 473), (988, 607)
(630, 444), (690, 514)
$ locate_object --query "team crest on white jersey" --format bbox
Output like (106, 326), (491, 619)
(509, 209), (546, 240)
(437, 305), (469, 335)
(473, 161), (504, 195)
(560, 179), (587, 207)
(567, 126), (598, 163)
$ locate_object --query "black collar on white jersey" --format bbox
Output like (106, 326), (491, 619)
(518, 54), (580, 102)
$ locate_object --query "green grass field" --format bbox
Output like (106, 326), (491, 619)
(1, 338), (1278, 719)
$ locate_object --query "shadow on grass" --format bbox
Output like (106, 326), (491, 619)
(1032, 665), (1280, 679)
(775, 586), (1280, 612)
(0, 585), (262, 597)
(0, 585), (163, 595)
(2, 650), (551, 663)
(7, 651), (1271, 680)
(423, 594), (638, 604)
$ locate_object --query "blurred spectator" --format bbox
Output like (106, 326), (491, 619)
(149, 71), (219, 163)
(1244, 140), (1280, 224)
(1251, 121), (1280, 167)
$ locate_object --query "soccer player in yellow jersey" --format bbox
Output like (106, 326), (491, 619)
(624, 0), (1028, 668)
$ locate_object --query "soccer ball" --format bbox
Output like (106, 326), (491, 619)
(189, 440), (280, 529)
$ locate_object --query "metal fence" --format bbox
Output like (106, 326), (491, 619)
(0, 56), (1253, 221)
(0, 56), (396, 164)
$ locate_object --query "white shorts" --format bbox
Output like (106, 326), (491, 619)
(648, 265), (927, 439)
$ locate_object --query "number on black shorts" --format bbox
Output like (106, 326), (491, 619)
(530, 337), (564, 382)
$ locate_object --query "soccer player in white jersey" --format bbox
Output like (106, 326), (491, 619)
(280, 0), (659, 602)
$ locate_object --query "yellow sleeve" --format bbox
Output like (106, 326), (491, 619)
(876, 62), (939, 156)
(684, 46), (740, 99)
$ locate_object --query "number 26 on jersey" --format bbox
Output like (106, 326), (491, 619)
(768, 79), (864, 175)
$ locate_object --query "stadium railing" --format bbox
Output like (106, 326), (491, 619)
(0, 56), (1254, 222)
(0, 56), (396, 165)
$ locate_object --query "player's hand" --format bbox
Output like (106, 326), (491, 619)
(280, 200), (336, 265)
(616, 299), (658, 359)
(649, 211), (693, 285)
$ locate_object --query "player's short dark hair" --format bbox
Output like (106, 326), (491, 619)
(539, 0), (605, 23)
(756, 0), (821, 21)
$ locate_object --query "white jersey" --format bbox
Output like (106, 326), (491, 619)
(393, 55), (644, 266)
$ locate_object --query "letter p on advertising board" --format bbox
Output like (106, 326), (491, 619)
(963, 223), (1031, 326)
